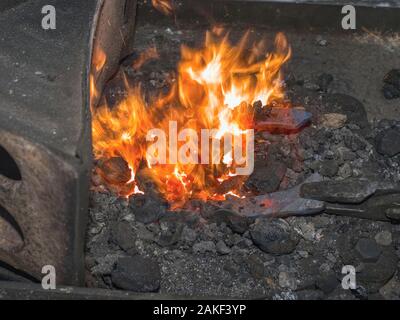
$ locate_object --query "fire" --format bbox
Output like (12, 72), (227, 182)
(91, 29), (291, 208)
(152, 0), (174, 16)
(90, 46), (107, 110)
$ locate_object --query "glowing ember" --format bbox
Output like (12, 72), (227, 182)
(91, 29), (291, 208)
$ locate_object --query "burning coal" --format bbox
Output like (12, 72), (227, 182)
(91, 29), (291, 208)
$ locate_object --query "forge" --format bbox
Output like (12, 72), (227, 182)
(1, 0), (400, 300)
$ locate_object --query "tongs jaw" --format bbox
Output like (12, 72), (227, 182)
(300, 179), (400, 222)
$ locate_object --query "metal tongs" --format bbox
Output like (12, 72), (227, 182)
(218, 175), (400, 222)
(239, 107), (400, 221)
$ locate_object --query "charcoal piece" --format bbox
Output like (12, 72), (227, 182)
(156, 223), (183, 247)
(180, 226), (198, 244)
(255, 107), (312, 133)
(156, 232), (180, 247)
(129, 194), (167, 224)
(317, 73), (333, 92)
(344, 134), (367, 152)
(96, 157), (131, 185)
(110, 221), (137, 254)
(193, 241), (216, 254)
(338, 163), (352, 179)
(357, 248), (398, 293)
(159, 211), (200, 229)
(383, 69), (400, 99)
(250, 219), (299, 255)
(245, 159), (287, 194)
(375, 231), (392, 246)
(284, 73), (303, 87)
(315, 272), (339, 294)
(228, 217), (252, 235)
(111, 256), (161, 292)
(211, 209), (252, 234)
(322, 94), (368, 130)
(383, 84), (400, 99)
(375, 128), (400, 157)
(355, 238), (381, 263)
(216, 175), (245, 195)
(216, 240), (231, 255)
(337, 147), (356, 163)
(247, 254), (265, 279)
(351, 286), (370, 300)
(319, 159), (339, 178)
(253, 100), (263, 111)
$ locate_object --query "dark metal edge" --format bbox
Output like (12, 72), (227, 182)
(137, 0), (400, 32)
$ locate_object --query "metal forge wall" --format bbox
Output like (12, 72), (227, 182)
(0, 0), (137, 286)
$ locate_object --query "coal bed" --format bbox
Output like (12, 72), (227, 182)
(85, 1), (400, 300)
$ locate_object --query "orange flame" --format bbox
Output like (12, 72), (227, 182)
(91, 30), (291, 207)
(152, 0), (174, 16)
(90, 47), (107, 110)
